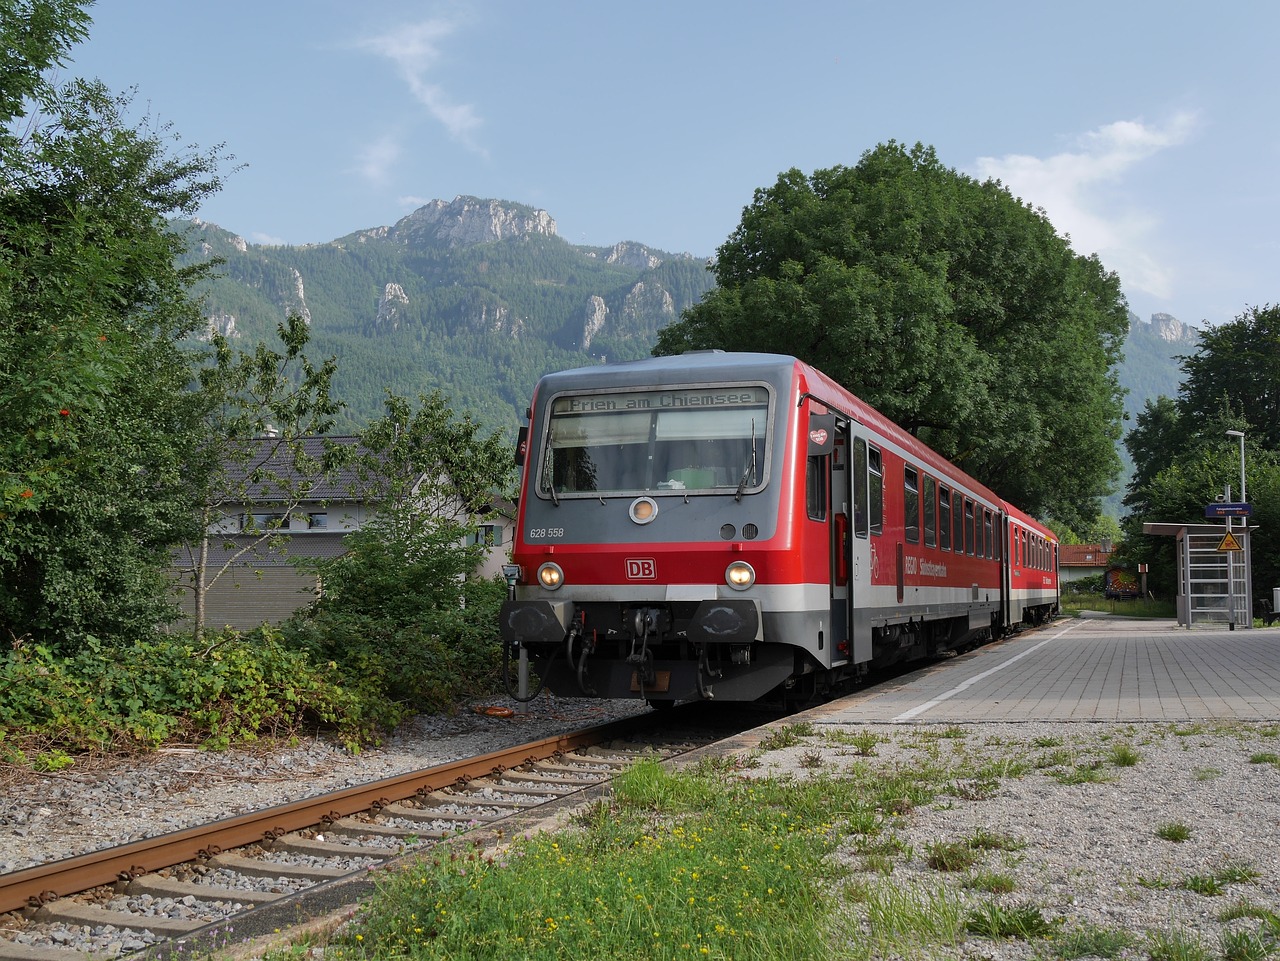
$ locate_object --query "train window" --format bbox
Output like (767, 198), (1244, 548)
(952, 490), (964, 553)
(806, 456), (827, 521)
(853, 438), (868, 538)
(983, 510), (994, 559)
(540, 386), (770, 497)
(964, 500), (975, 556)
(903, 466), (919, 544)
(938, 485), (951, 551)
(923, 475), (936, 548)
(974, 504), (985, 558)
(868, 446), (883, 536)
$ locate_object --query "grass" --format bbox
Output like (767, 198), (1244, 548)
(286, 724), (1276, 961)
(1156, 821), (1193, 841)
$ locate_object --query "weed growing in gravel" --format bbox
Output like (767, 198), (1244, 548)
(1219, 927), (1280, 961)
(925, 840), (982, 872)
(1156, 821), (1193, 841)
(1195, 766), (1224, 781)
(1053, 759), (1112, 785)
(758, 721), (815, 751)
(1033, 735), (1065, 748)
(1180, 862), (1259, 897)
(859, 880), (967, 952)
(1249, 752), (1280, 765)
(963, 870), (1016, 894)
(964, 899), (1055, 939)
(1051, 923), (1139, 959)
(1108, 743), (1141, 766)
(1146, 925), (1213, 961)
(824, 729), (882, 756)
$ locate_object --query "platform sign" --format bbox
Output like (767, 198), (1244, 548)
(1206, 503), (1252, 518)
(1217, 531), (1244, 552)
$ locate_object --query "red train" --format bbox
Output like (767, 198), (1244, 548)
(499, 352), (1058, 705)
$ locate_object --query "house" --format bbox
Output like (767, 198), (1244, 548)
(1059, 542), (1117, 585)
(169, 435), (513, 632)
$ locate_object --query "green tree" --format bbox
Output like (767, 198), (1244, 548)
(1121, 306), (1280, 602)
(172, 316), (344, 641)
(283, 391), (514, 719)
(655, 142), (1129, 530)
(1176, 305), (1280, 450)
(0, 1), (227, 650)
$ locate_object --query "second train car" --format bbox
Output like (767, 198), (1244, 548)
(499, 352), (1058, 705)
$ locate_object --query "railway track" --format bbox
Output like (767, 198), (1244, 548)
(0, 711), (722, 961)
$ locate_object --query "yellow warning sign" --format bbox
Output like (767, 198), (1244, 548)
(1217, 531), (1244, 552)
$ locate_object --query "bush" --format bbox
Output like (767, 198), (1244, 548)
(0, 627), (366, 754)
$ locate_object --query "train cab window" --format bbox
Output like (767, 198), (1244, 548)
(938, 485), (951, 551)
(806, 456), (827, 521)
(540, 386), (771, 497)
(903, 466), (919, 544)
(923, 475), (936, 548)
(853, 438), (868, 538)
(964, 500), (975, 555)
(868, 446), (883, 536)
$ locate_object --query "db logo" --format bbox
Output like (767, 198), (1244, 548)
(625, 558), (657, 580)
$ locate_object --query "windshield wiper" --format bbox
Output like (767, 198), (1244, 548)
(736, 418), (758, 502)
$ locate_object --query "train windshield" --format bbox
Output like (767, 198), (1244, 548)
(538, 384), (771, 497)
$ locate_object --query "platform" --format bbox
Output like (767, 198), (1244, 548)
(817, 614), (1280, 724)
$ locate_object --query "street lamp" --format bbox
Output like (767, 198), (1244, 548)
(1226, 429), (1246, 504)
(1225, 429), (1247, 629)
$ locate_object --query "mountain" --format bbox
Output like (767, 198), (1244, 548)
(181, 196), (1197, 520)
(1104, 311), (1199, 515)
(178, 196), (716, 433)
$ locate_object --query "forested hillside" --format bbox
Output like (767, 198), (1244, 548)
(178, 196), (716, 433)
(180, 195), (1194, 520)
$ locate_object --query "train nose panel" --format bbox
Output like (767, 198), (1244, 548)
(688, 599), (762, 644)
(500, 599), (574, 645)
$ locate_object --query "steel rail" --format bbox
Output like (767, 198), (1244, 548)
(1, 714), (650, 915)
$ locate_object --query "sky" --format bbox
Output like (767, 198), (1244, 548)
(64, 1), (1280, 329)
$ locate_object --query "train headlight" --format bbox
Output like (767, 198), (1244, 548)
(725, 561), (755, 590)
(629, 496), (658, 525)
(537, 562), (565, 590)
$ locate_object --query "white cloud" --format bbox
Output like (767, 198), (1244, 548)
(973, 113), (1198, 299)
(250, 231), (287, 247)
(355, 134), (402, 186)
(357, 18), (486, 156)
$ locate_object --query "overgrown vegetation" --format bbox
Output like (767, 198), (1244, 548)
(292, 725), (1279, 961)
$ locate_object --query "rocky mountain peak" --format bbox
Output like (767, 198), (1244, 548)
(387, 196), (557, 248)
(1147, 312), (1198, 345)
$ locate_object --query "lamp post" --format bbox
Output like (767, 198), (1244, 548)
(1226, 429), (1246, 629)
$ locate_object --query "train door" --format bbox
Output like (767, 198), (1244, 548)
(845, 429), (875, 664)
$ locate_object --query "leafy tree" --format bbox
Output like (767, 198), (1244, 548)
(1176, 305), (1280, 450)
(655, 142), (1129, 530)
(281, 391), (513, 719)
(0, 1), (227, 650)
(172, 316), (344, 641)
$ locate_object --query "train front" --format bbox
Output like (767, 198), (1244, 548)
(499, 354), (801, 705)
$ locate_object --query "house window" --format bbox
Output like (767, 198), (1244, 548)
(245, 512), (286, 531)
(469, 525), (502, 547)
(307, 512), (329, 530)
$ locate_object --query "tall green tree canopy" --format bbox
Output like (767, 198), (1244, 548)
(1121, 305), (1280, 600)
(0, 0), (227, 649)
(655, 142), (1129, 529)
